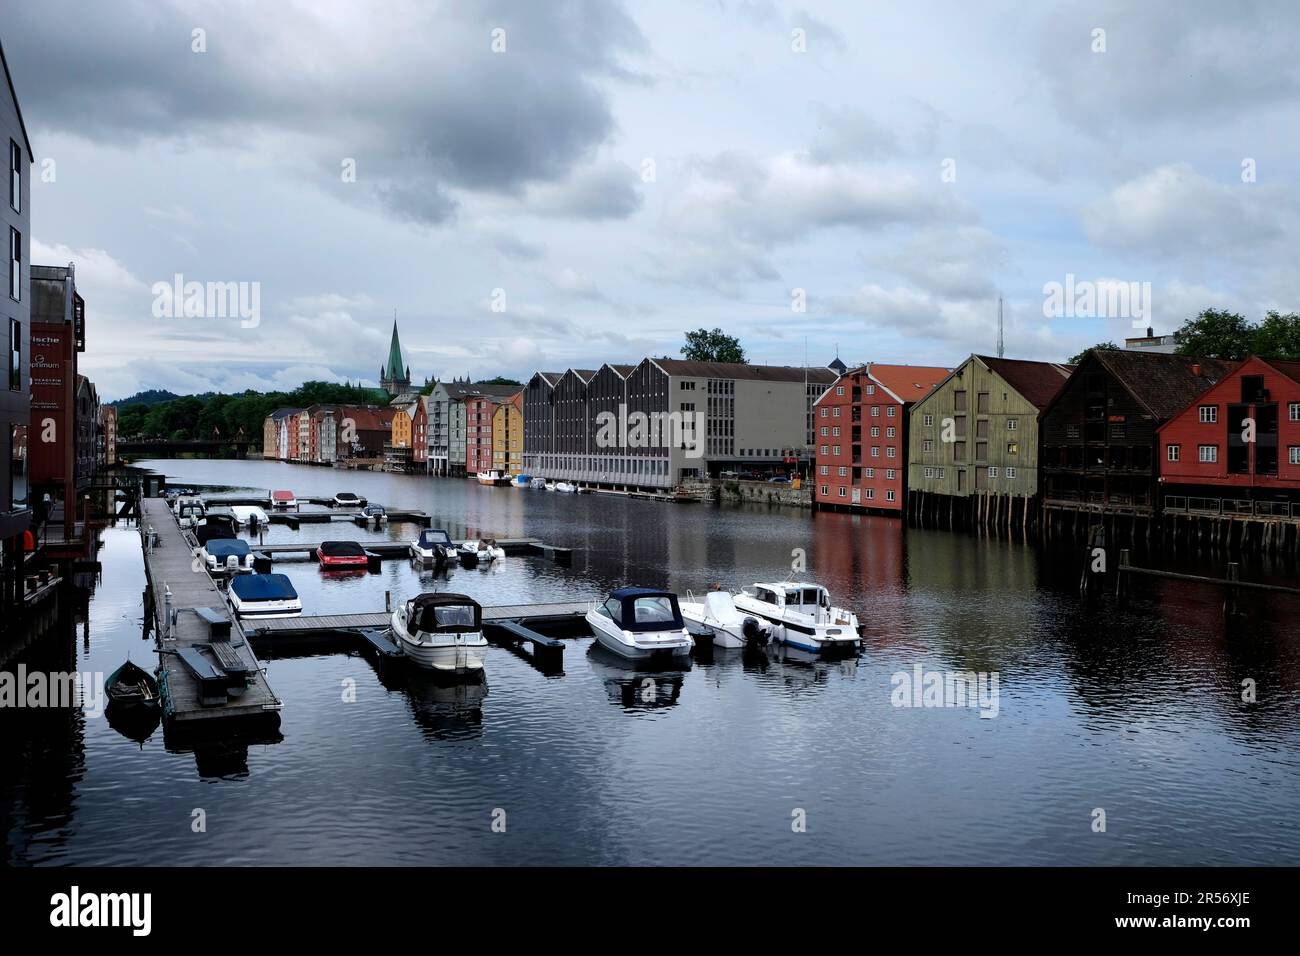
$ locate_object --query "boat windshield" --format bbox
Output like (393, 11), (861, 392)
(420, 530), (452, 547)
(630, 596), (677, 627)
(414, 603), (479, 631)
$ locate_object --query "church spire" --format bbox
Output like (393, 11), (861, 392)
(380, 310), (411, 396)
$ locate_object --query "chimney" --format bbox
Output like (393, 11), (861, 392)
(1146, 326), (1153, 337)
(1192, 363), (1202, 376)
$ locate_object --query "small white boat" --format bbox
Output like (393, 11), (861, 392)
(229, 505), (269, 528)
(679, 590), (770, 648)
(548, 481), (576, 493)
(271, 489), (297, 509)
(585, 588), (693, 662)
(198, 539), (256, 575)
(229, 573), (302, 619)
(410, 528), (455, 564)
(461, 538), (505, 564)
(333, 491), (363, 508)
(530, 477), (547, 489)
(732, 582), (860, 654)
(174, 499), (206, 530)
(391, 593), (488, 675)
(513, 474), (532, 488)
(476, 470), (511, 486)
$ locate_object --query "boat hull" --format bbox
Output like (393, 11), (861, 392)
(586, 611), (692, 661)
(396, 632), (488, 674)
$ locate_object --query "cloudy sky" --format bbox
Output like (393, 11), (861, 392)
(4, 0), (1297, 400)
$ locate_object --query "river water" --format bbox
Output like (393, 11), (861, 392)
(2, 458), (1298, 865)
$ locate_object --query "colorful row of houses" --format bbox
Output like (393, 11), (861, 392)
(815, 350), (1300, 523)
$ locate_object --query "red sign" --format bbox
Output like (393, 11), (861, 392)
(28, 325), (73, 485)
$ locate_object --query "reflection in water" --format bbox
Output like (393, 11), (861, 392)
(587, 644), (688, 712)
(1, 458), (1297, 866)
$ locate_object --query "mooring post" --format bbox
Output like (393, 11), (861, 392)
(163, 583), (173, 641)
(1224, 562), (1240, 619)
(1116, 548), (1130, 603)
(385, 589), (391, 612)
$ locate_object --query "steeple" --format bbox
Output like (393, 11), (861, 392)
(380, 312), (411, 396)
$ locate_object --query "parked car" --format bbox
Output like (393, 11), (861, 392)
(767, 475), (791, 485)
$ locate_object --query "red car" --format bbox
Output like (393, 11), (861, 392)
(316, 540), (369, 568)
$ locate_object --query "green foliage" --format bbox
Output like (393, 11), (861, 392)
(1172, 309), (1257, 360)
(476, 376), (523, 387)
(1068, 342), (1119, 365)
(682, 328), (747, 364)
(115, 381), (389, 448)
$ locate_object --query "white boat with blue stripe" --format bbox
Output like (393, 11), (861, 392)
(586, 588), (693, 661)
(732, 582), (860, 654)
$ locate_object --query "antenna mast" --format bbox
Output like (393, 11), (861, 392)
(997, 297), (1004, 358)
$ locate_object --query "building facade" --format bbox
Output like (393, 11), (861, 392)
(907, 355), (1071, 505)
(411, 395), (429, 470)
(101, 403), (116, 467)
(523, 359), (837, 490)
(1157, 356), (1300, 516)
(492, 391), (524, 476)
(465, 394), (502, 476)
(1040, 350), (1231, 515)
(814, 363), (950, 513)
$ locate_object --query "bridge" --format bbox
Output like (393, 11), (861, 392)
(117, 438), (259, 458)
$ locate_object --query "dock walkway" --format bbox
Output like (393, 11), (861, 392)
(139, 498), (281, 730)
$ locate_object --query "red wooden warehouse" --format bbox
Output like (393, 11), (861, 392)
(813, 363), (949, 513)
(1157, 356), (1300, 518)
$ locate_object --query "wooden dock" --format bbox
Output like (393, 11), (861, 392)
(251, 537), (572, 565)
(244, 601), (594, 636)
(139, 498), (281, 732)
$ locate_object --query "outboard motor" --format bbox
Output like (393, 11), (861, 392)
(226, 555), (239, 573)
(742, 616), (768, 646)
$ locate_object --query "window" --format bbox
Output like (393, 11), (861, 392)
(9, 140), (18, 213)
(936, 468), (945, 478)
(837, 486), (847, 498)
(1006, 467), (1017, 479)
(1066, 424), (1080, 438)
(836, 385), (844, 396)
(9, 228), (19, 301)
(886, 469), (896, 480)
(838, 466), (847, 477)
(820, 445), (828, 455)
(924, 467), (933, 478)
(886, 446), (896, 458)
(1290, 403), (1300, 422)
(821, 407), (828, 417)
(1007, 418), (1018, 431)
(954, 390), (967, 412)
(1198, 445), (1217, 463)
(819, 465), (828, 475)
(977, 392), (989, 413)
(832, 427), (840, 437)
(871, 426), (880, 438)
(886, 427), (895, 438)
(832, 406), (840, 418)
(819, 484), (829, 497)
(885, 490), (896, 502)
(923, 439), (933, 452)
(988, 466), (998, 478)
(1167, 444), (1180, 462)
(865, 488), (874, 500)
(871, 406), (880, 417)
(820, 426), (828, 436)
(1290, 447), (1300, 465)
(1199, 405), (1217, 424)
(923, 414), (934, 427)
(887, 406), (896, 418)
(1007, 441), (1018, 456)
(870, 446), (879, 458)
(8, 318), (18, 390)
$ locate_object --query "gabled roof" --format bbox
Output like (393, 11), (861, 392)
(1259, 357), (1300, 384)
(649, 359), (838, 384)
(269, 407), (301, 420)
(866, 363), (951, 403)
(1048, 350), (1234, 422)
(977, 355), (1073, 411)
(0, 38), (33, 158)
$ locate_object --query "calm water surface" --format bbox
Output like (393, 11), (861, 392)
(2, 458), (1298, 865)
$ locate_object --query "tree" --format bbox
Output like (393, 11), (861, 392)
(681, 328), (746, 364)
(1251, 311), (1300, 360)
(1173, 309), (1255, 360)
(1068, 342), (1119, 365)
(476, 376), (523, 387)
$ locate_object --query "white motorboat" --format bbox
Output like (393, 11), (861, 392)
(513, 474), (532, 488)
(461, 538), (505, 564)
(476, 470), (511, 486)
(585, 588), (693, 662)
(679, 589), (770, 648)
(530, 477), (547, 489)
(174, 498), (205, 530)
(732, 582), (861, 654)
(390, 593), (488, 675)
(229, 505), (269, 528)
(333, 491), (363, 508)
(271, 489), (297, 509)
(228, 573), (302, 619)
(410, 528), (455, 564)
(548, 481), (576, 493)
(198, 539), (256, 575)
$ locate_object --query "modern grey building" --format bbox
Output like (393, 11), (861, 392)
(522, 358), (837, 490)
